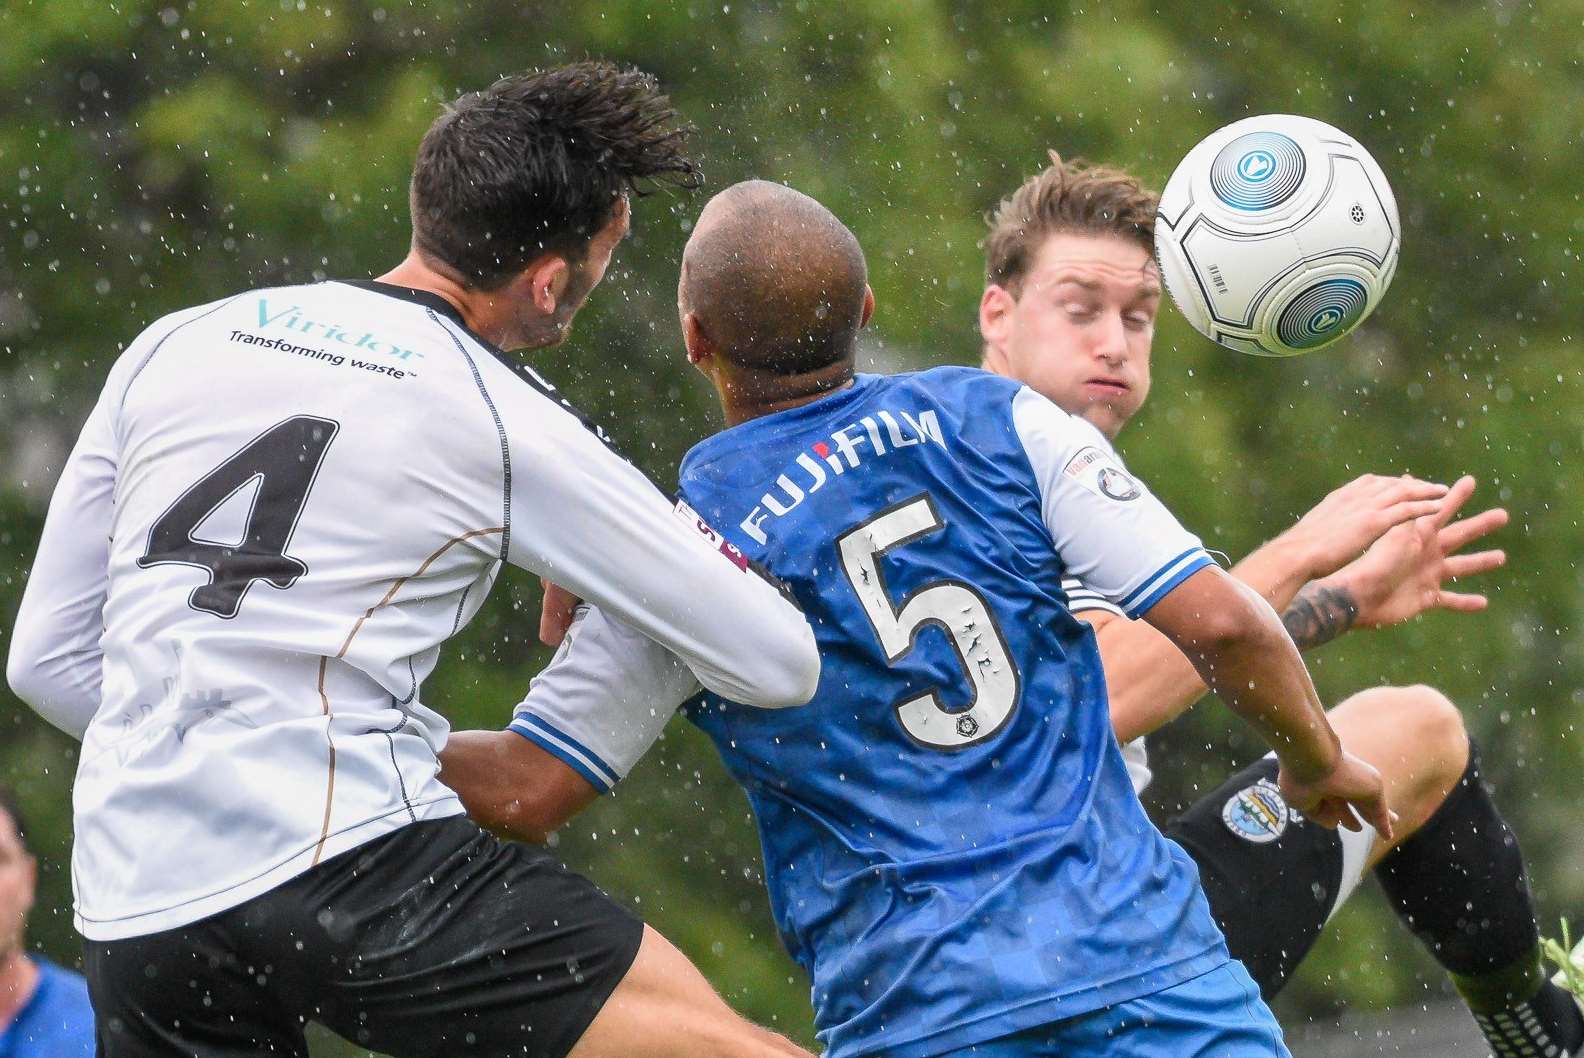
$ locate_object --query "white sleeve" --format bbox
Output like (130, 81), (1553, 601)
(508, 605), (702, 792)
(6, 380), (119, 739)
(1012, 386), (1213, 618)
(496, 383), (818, 710)
(1059, 575), (1127, 618)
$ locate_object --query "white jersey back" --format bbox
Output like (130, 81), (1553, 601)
(8, 281), (819, 941)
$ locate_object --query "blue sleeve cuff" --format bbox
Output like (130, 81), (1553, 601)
(507, 714), (620, 794)
(1121, 548), (1216, 619)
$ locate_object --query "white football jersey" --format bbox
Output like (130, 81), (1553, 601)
(6, 280), (819, 941)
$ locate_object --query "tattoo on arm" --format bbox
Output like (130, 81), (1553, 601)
(1282, 583), (1359, 650)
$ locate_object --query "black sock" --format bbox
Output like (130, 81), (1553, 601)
(1375, 740), (1583, 1056)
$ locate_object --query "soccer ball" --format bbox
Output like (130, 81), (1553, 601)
(1154, 114), (1400, 357)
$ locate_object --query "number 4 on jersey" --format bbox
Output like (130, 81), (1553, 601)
(139, 415), (339, 618)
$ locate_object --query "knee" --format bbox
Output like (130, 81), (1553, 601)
(1397, 684), (1469, 774)
(1342, 683), (1468, 766)
(1373, 684), (1471, 822)
(1332, 684), (1470, 826)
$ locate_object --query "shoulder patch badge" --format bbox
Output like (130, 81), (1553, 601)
(1062, 446), (1141, 502)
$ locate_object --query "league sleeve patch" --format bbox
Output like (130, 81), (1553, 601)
(673, 498), (750, 571)
(1062, 446), (1142, 502)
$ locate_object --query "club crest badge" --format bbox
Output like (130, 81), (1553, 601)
(1097, 467), (1141, 501)
(1221, 779), (1290, 844)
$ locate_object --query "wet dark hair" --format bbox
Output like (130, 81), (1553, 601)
(0, 786), (25, 850)
(410, 61), (702, 290)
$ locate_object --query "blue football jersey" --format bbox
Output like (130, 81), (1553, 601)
(672, 368), (1229, 1058)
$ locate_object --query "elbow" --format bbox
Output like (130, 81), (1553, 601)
(5, 642), (93, 741)
(6, 637), (46, 712)
(1172, 591), (1278, 662)
(491, 799), (561, 845)
(741, 618), (822, 709)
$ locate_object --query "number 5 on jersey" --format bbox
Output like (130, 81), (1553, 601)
(837, 494), (1021, 750)
(138, 415), (339, 619)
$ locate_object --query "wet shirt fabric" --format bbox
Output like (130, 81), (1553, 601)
(6, 281), (816, 943)
(520, 367), (1229, 1058)
(0, 958), (95, 1058)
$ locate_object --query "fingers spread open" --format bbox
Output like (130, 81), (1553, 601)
(1434, 591), (1489, 613)
(1386, 499), (1451, 527)
(1444, 549), (1505, 579)
(1429, 475), (1478, 528)
(1440, 507), (1510, 553)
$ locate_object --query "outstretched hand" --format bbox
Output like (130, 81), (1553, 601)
(1278, 473), (1451, 581)
(1332, 475), (1507, 629)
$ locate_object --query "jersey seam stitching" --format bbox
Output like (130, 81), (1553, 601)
(425, 309), (512, 561)
(119, 295), (247, 413)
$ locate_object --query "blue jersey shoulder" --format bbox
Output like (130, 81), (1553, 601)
(3, 958), (95, 1058)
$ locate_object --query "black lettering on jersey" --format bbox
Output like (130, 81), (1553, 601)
(139, 415), (339, 618)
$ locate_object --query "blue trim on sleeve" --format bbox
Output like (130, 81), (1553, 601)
(1126, 552), (1216, 618)
(1119, 547), (1204, 610)
(511, 713), (622, 786)
(507, 718), (617, 793)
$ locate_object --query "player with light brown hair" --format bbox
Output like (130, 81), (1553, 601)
(978, 150), (1583, 1058)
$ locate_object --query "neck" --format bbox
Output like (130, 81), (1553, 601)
(377, 253), (519, 349)
(0, 949), (37, 1028)
(716, 360), (856, 427)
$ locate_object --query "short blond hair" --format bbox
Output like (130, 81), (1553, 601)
(984, 151), (1158, 294)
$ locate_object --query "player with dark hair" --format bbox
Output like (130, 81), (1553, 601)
(0, 787), (93, 1056)
(974, 151), (1583, 1058)
(442, 179), (1403, 1058)
(6, 64), (821, 1058)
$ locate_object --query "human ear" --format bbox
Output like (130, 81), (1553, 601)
(517, 256), (570, 317)
(682, 311), (714, 367)
(979, 284), (1015, 354)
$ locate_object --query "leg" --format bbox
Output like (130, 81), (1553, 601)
(83, 919), (309, 1058)
(1334, 686), (1584, 1057)
(292, 818), (810, 1058)
(1321, 685), (1468, 869)
(568, 926), (808, 1058)
(1163, 757), (1351, 999)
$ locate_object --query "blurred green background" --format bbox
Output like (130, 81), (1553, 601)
(2, 1), (1580, 1053)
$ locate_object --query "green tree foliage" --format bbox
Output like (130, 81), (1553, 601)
(2, 2), (1581, 1053)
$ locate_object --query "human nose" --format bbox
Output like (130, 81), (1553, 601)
(1093, 312), (1129, 365)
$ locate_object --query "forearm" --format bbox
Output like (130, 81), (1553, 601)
(1227, 533), (1323, 614)
(1280, 578), (1360, 649)
(1093, 617), (1209, 744)
(1192, 611), (1340, 779)
(1101, 537), (1329, 742)
(437, 729), (596, 843)
(1145, 568), (1341, 778)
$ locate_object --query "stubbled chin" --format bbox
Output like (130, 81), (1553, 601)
(1080, 404), (1127, 441)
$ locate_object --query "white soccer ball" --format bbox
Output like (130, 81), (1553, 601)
(1154, 114), (1400, 357)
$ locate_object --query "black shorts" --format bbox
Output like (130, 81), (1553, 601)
(84, 817), (644, 1058)
(1164, 757), (1352, 1000)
